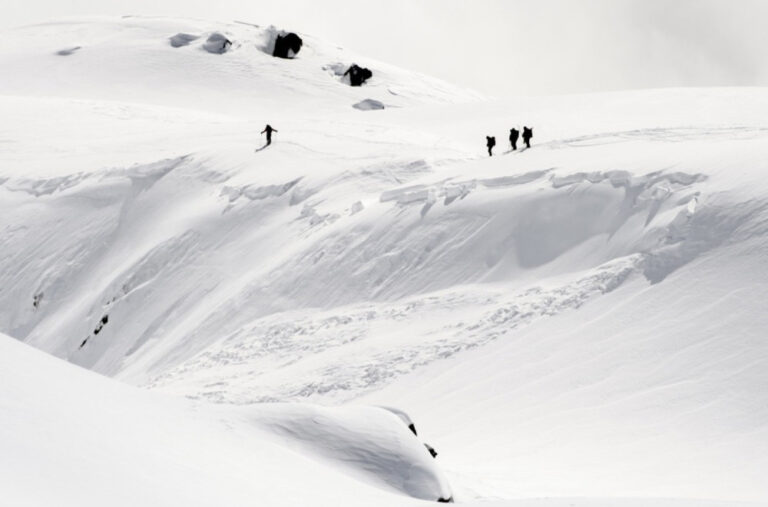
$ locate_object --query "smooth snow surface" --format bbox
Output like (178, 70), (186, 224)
(1, 15), (767, 507)
(0, 333), (451, 506)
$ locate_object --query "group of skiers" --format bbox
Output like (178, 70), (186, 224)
(486, 126), (533, 156)
(260, 123), (533, 158)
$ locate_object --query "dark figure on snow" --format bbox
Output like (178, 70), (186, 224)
(261, 124), (278, 146)
(486, 136), (496, 157)
(509, 128), (519, 150)
(522, 126), (533, 149)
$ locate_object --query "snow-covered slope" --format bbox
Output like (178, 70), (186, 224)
(0, 332), (453, 506)
(1, 15), (767, 506)
(0, 335), (758, 507)
(0, 16), (480, 116)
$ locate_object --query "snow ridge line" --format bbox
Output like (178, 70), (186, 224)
(378, 168), (706, 207)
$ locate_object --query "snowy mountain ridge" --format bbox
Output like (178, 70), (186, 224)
(0, 16), (482, 115)
(1, 15), (767, 507)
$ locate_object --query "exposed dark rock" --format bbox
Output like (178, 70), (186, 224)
(273, 33), (303, 59)
(424, 443), (438, 458)
(82, 314), (110, 348)
(344, 64), (373, 86)
(93, 314), (109, 335)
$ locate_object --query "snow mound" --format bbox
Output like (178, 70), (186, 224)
(250, 404), (452, 501)
(323, 62), (347, 76)
(202, 32), (231, 54)
(353, 98), (385, 110)
(169, 32), (199, 47)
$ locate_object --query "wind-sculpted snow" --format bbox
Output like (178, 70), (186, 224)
(126, 164), (710, 390)
(642, 197), (768, 283)
(0, 139), (727, 396)
(2, 16), (768, 506)
(1, 172), (89, 196)
(249, 404), (452, 500)
(221, 178), (303, 202)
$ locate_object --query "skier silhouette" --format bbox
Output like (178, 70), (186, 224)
(509, 128), (519, 151)
(522, 127), (533, 149)
(261, 124), (278, 146)
(486, 136), (496, 157)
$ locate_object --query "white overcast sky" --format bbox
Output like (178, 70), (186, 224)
(4, 0), (768, 96)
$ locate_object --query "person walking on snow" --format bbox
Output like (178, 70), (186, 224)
(261, 124), (278, 146)
(522, 126), (533, 149)
(509, 128), (520, 151)
(486, 135), (496, 157)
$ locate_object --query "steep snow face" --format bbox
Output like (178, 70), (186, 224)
(0, 333), (452, 506)
(2, 15), (768, 506)
(4, 89), (768, 395)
